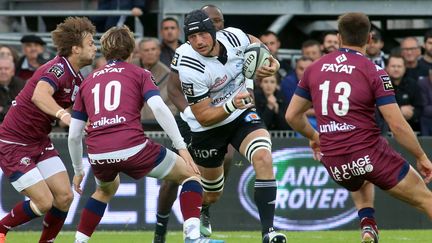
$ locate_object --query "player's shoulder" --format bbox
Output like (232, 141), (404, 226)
(42, 56), (68, 79)
(173, 43), (206, 75)
(218, 27), (248, 48)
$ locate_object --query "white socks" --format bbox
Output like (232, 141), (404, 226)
(183, 217), (200, 240)
(75, 231), (90, 243)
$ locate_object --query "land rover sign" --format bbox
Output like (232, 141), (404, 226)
(238, 147), (358, 230)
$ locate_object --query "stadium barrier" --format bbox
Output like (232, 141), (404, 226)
(1, 137), (431, 231)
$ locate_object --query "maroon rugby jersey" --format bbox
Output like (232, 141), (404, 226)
(296, 48), (396, 156)
(0, 56), (83, 143)
(72, 60), (159, 154)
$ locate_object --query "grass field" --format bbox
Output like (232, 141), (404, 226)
(5, 230), (432, 242)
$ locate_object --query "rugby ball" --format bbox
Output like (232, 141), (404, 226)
(242, 43), (271, 79)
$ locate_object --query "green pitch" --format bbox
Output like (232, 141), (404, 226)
(5, 230), (432, 242)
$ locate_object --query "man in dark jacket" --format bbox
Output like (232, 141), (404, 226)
(0, 57), (25, 123)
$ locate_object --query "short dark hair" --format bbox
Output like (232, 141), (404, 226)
(161, 17), (179, 27)
(100, 26), (135, 61)
(260, 30), (279, 40)
(296, 56), (313, 63)
(302, 39), (320, 49)
(321, 31), (338, 43)
(338, 12), (371, 47)
(387, 53), (406, 67)
(424, 29), (432, 43)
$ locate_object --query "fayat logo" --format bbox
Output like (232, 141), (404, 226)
(238, 147), (357, 230)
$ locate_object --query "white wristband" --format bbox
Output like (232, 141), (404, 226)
(55, 108), (65, 118)
(60, 112), (70, 120)
(223, 99), (237, 114)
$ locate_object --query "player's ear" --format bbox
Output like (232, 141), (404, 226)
(72, 45), (80, 54)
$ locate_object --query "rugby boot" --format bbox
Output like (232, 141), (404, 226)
(200, 206), (212, 237)
(360, 217), (379, 243)
(361, 225), (379, 243)
(185, 237), (225, 243)
(0, 233), (5, 243)
(262, 229), (287, 243)
(153, 233), (166, 243)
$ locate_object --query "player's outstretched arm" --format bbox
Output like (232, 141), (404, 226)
(68, 117), (87, 194)
(285, 94), (318, 140)
(32, 80), (71, 125)
(379, 103), (432, 182)
(147, 95), (187, 150)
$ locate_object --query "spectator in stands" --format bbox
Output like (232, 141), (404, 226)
(132, 37), (175, 123)
(260, 30), (291, 79)
(418, 29), (432, 79)
(400, 36), (422, 81)
(159, 17), (182, 67)
(93, 0), (145, 32)
(280, 56), (316, 133)
(16, 35), (47, 81)
(0, 45), (19, 65)
(419, 69), (432, 136)
(301, 39), (322, 61)
(366, 29), (386, 68)
(321, 31), (339, 54)
(280, 56), (312, 103)
(386, 54), (423, 131)
(255, 75), (290, 130)
(0, 56), (25, 123)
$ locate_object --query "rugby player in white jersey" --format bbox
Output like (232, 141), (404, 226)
(171, 9), (287, 243)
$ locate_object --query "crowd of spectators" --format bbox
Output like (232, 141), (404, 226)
(1, 16), (432, 136)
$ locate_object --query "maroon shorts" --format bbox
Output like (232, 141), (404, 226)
(89, 140), (165, 182)
(321, 137), (409, 191)
(0, 138), (59, 181)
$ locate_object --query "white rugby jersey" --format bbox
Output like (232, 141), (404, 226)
(171, 27), (253, 132)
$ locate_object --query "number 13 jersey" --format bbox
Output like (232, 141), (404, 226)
(296, 48), (396, 156)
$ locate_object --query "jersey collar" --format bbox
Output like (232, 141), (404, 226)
(338, 48), (364, 56)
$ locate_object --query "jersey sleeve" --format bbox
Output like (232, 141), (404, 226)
(40, 63), (67, 91)
(294, 67), (312, 101)
(368, 63), (396, 106)
(141, 69), (160, 101)
(71, 88), (88, 121)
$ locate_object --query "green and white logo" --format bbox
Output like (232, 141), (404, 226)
(238, 147), (357, 230)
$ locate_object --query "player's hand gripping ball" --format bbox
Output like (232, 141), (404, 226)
(242, 43), (271, 80)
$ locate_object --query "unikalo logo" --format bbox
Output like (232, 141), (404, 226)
(238, 147), (357, 230)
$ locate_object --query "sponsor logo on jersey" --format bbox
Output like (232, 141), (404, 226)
(91, 115), (126, 128)
(212, 75), (228, 89)
(335, 54), (347, 64)
(181, 82), (194, 96)
(171, 53), (179, 66)
(92, 67), (125, 78)
(321, 63), (355, 74)
(20, 157), (31, 167)
(319, 121), (356, 133)
(329, 155), (374, 181)
(48, 64), (65, 78)
(380, 75), (394, 91)
(238, 147), (356, 230)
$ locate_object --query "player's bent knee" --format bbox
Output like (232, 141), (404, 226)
(32, 196), (53, 214)
(244, 137), (272, 164)
(54, 190), (74, 209)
